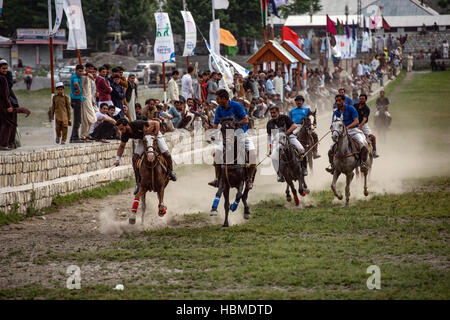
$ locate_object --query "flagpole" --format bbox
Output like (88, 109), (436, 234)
(48, 0), (55, 95)
(212, 0), (215, 21)
(157, 0), (167, 103)
(183, 0), (190, 69)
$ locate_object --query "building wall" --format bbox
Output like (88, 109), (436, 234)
(0, 46), (11, 62)
(17, 44), (59, 68)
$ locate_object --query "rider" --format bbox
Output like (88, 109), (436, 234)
(355, 93), (379, 158)
(375, 90), (392, 126)
(288, 95), (321, 159)
(113, 118), (177, 195)
(208, 89), (257, 190)
(326, 94), (369, 174)
(267, 104), (307, 182)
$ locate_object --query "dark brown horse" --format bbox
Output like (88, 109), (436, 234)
(296, 110), (317, 172)
(210, 118), (255, 228)
(129, 134), (170, 225)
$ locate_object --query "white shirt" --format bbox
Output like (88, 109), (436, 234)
(181, 73), (193, 100)
(357, 63), (364, 76)
(89, 112), (106, 134)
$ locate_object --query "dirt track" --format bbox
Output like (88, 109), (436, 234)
(1, 71), (450, 291)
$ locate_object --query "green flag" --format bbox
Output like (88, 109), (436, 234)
(336, 19), (344, 35)
(225, 45), (238, 57)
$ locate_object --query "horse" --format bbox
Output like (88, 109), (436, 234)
(210, 118), (254, 228)
(296, 111), (317, 172)
(277, 130), (308, 206)
(374, 107), (391, 142)
(129, 134), (170, 225)
(330, 118), (372, 206)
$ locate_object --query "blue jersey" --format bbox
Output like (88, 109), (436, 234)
(70, 73), (85, 101)
(332, 104), (359, 127)
(289, 107), (310, 124)
(214, 100), (248, 132)
(345, 96), (354, 106)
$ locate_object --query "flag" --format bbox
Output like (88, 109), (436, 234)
(282, 26), (299, 49)
(363, 16), (367, 32)
(326, 15), (337, 35)
(181, 11), (196, 57)
(274, 0), (288, 7)
(209, 19), (220, 55)
(269, 0), (280, 18)
(352, 20), (356, 40)
(52, 0), (65, 35)
(154, 12), (175, 62)
(205, 41), (233, 88)
(382, 16), (391, 31)
(345, 21), (350, 39)
(336, 19), (344, 35)
(64, 0), (87, 50)
(361, 31), (370, 53)
(222, 56), (249, 78)
(260, 0), (268, 28)
(0, 0), (3, 17)
(225, 46), (238, 57)
(213, 0), (229, 10)
(219, 28), (237, 47)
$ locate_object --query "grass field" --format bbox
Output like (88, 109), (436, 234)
(1, 71), (449, 300)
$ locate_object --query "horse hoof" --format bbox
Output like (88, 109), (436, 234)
(337, 195), (343, 200)
(158, 207), (166, 217)
(294, 194), (300, 206)
(305, 189), (311, 195)
(300, 191), (306, 197)
(286, 196), (292, 202)
(129, 213), (136, 225)
(221, 224), (229, 229)
(244, 213), (250, 220)
(364, 190), (369, 197)
(230, 203), (238, 212)
(210, 209), (218, 216)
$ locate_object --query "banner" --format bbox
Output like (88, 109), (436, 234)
(222, 56), (249, 78)
(52, 0), (65, 35)
(361, 31), (370, 53)
(181, 11), (196, 57)
(154, 12), (175, 63)
(64, 0), (87, 50)
(206, 41), (232, 88)
(209, 19), (220, 56)
(0, 0), (3, 17)
(335, 35), (351, 60)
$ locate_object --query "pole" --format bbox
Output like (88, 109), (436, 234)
(212, 0), (215, 21)
(76, 49), (82, 65)
(162, 62), (167, 103)
(48, 0), (54, 94)
(186, 56), (190, 69)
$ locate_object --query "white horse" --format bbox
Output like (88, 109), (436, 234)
(330, 118), (372, 205)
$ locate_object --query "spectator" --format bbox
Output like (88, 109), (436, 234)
(96, 66), (113, 108)
(207, 72), (219, 104)
(51, 82), (71, 145)
(168, 70), (180, 104)
(69, 64), (86, 143)
(110, 74), (126, 118)
(89, 103), (117, 142)
(181, 66), (194, 100)
(168, 100), (182, 128)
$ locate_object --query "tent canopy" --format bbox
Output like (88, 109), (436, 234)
(248, 40), (298, 65)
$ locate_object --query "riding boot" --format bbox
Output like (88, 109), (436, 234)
(277, 171), (285, 183)
(360, 147), (369, 173)
(370, 135), (379, 158)
(163, 152), (177, 181)
(325, 149), (335, 174)
(246, 164), (257, 189)
(208, 163), (220, 187)
(132, 153), (141, 195)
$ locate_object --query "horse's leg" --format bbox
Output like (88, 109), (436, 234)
(331, 170), (343, 201)
(285, 183), (292, 202)
(211, 181), (223, 216)
(363, 170), (369, 197)
(222, 187), (230, 228)
(130, 187), (146, 225)
(157, 185), (166, 217)
(287, 179), (299, 206)
(141, 192), (146, 225)
(345, 171), (354, 206)
(242, 187), (250, 220)
(230, 182), (243, 212)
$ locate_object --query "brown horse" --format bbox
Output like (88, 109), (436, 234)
(210, 118), (255, 228)
(129, 133), (170, 225)
(296, 110), (318, 172)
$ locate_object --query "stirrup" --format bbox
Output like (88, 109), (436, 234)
(325, 167), (334, 174)
(169, 171), (177, 181)
(208, 179), (219, 187)
(277, 175), (285, 183)
(133, 183), (140, 195)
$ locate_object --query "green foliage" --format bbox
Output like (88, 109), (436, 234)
(165, 0), (261, 40)
(279, 0), (322, 19)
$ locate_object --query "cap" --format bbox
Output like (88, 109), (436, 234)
(55, 82), (64, 88)
(0, 59), (7, 64)
(211, 100), (218, 106)
(244, 99), (250, 105)
(295, 95), (305, 101)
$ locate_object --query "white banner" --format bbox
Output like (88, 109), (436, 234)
(336, 35), (352, 60)
(206, 41), (232, 88)
(213, 0), (229, 9)
(181, 11), (196, 57)
(222, 56), (249, 78)
(64, 0), (87, 50)
(351, 38), (357, 59)
(361, 31), (370, 53)
(154, 12), (175, 63)
(209, 19), (220, 56)
(0, 0), (3, 17)
(52, 0), (65, 35)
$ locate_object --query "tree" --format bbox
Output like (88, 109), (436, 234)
(164, 0), (261, 40)
(119, 0), (158, 43)
(279, 0), (322, 19)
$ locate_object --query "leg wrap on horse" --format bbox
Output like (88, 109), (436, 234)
(131, 196), (140, 213)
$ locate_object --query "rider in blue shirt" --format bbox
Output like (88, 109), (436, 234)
(289, 95), (321, 159)
(332, 102), (359, 126)
(209, 89), (257, 189)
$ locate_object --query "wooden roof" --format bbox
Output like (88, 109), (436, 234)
(248, 40), (298, 65)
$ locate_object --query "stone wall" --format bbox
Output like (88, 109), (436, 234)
(0, 142), (133, 214)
